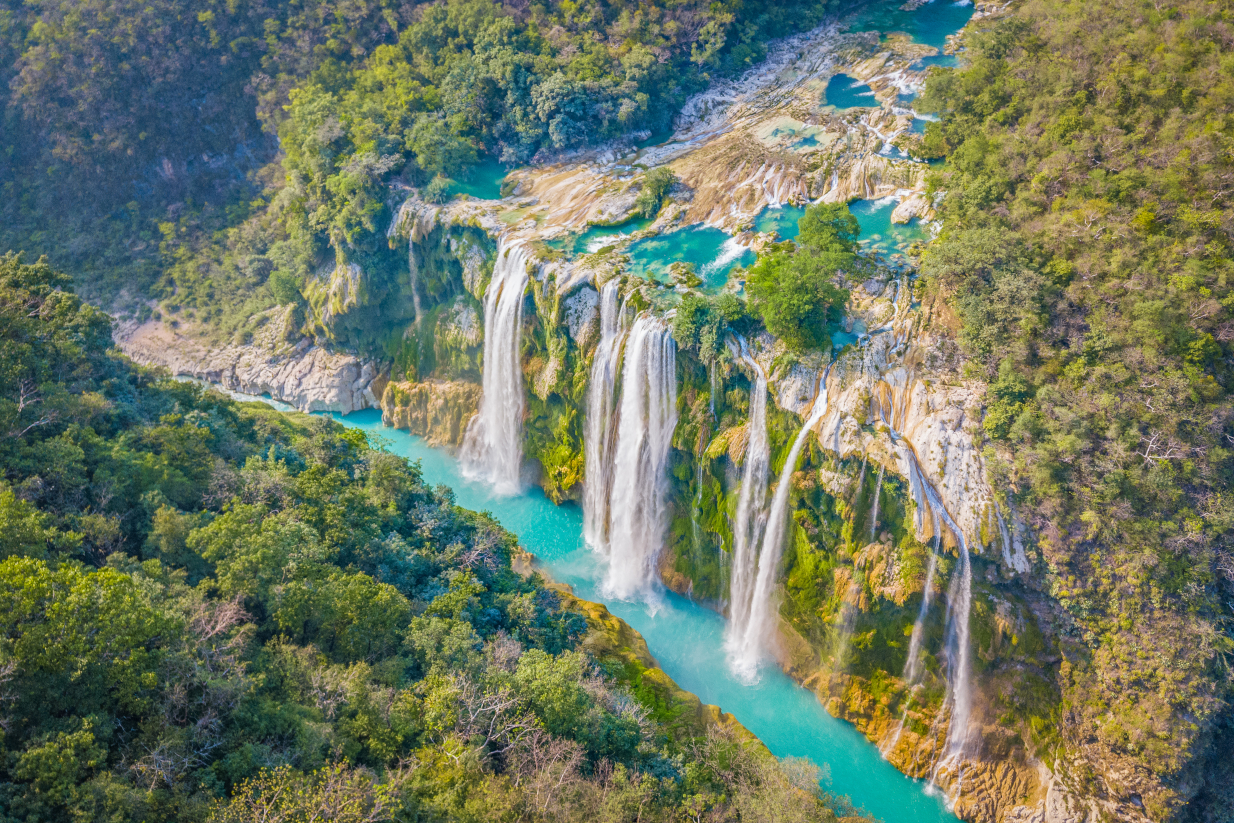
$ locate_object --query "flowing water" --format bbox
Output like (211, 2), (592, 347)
(601, 314), (678, 601)
(460, 240), (531, 494)
(323, 408), (958, 823)
(869, 464), (886, 542)
(624, 225), (756, 290)
(730, 366), (833, 680)
(725, 341), (771, 651)
(582, 280), (627, 550)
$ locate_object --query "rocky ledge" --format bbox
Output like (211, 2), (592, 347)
(380, 379), (482, 447)
(114, 307), (385, 414)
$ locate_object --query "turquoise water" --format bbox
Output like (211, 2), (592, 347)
(450, 158), (508, 200)
(752, 201), (930, 264)
(625, 225), (756, 290)
(850, 198), (932, 265)
(850, 0), (976, 52)
(326, 408), (957, 823)
(548, 217), (655, 256)
(825, 74), (879, 110)
(754, 205), (807, 240)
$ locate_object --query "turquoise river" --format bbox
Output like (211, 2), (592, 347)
(301, 408), (961, 823)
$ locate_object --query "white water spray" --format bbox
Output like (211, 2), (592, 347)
(725, 341), (771, 652)
(461, 240), (532, 494)
(602, 315), (678, 601)
(582, 280), (627, 549)
(729, 366), (831, 680)
(869, 464), (885, 543)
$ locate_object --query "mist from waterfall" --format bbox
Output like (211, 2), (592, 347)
(724, 341), (771, 657)
(582, 280), (627, 550)
(460, 240), (532, 494)
(601, 315), (678, 601)
(729, 366), (831, 681)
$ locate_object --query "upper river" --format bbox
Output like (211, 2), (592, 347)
(313, 408), (960, 823)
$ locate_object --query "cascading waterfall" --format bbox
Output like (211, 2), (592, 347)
(460, 239), (532, 494)
(602, 315), (678, 601)
(937, 533), (974, 777)
(869, 414), (974, 789)
(880, 517), (940, 757)
(869, 464), (885, 543)
(582, 280), (627, 549)
(724, 344), (771, 654)
(730, 366), (831, 680)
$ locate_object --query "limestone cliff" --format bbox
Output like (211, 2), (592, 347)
(115, 307), (385, 414)
(381, 380), (482, 447)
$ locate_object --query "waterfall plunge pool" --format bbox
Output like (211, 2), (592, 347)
(324, 408), (958, 823)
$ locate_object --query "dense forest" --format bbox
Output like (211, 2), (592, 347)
(910, 0), (1234, 817)
(1, 0), (1233, 819)
(0, 0), (843, 329)
(0, 254), (864, 822)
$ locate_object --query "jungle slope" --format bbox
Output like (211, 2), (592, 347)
(0, 0), (847, 328)
(0, 254), (861, 823)
(912, 2), (1234, 819)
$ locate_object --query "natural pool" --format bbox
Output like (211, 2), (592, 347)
(623, 224), (756, 290)
(753, 200), (930, 263)
(546, 217), (655, 256)
(850, 0), (976, 52)
(319, 408), (958, 823)
(824, 73), (880, 110)
(849, 197), (932, 263)
(448, 157), (508, 200)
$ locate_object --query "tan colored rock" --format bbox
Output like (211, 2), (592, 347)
(891, 190), (934, 223)
(115, 312), (383, 414)
(381, 380), (481, 447)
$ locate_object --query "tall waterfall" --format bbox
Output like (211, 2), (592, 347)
(729, 366), (831, 680)
(601, 315), (678, 601)
(724, 344), (771, 654)
(460, 240), (531, 494)
(582, 280), (626, 549)
(939, 534), (974, 767)
(869, 464), (885, 542)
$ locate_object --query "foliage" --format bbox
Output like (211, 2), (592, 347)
(917, 2), (1234, 814)
(0, 255), (859, 823)
(744, 204), (857, 352)
(634, 168), (678, 219)
(0, 0), (846, 319)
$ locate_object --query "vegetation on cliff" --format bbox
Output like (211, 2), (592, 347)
(912, 1), (1234, 817)
(0, 0), (847, 333)
(0, 254), (863, 822)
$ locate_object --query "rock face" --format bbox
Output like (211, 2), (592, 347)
(115, 310), (384, 414)
(380, 380), (482, 447)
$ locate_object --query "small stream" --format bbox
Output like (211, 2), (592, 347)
(322, 409), (958, 823)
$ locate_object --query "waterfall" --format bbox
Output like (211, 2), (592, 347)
(939, 534), (974, 766)
(602, 315), (678, 601)
(460, 240), (532, 494)
(407, 241), (424, 326)
(869, 464), (885, 543)
(729, 366), (831, 680)
(582, 280), (627, 550)
(880, 517), (940, 758)
(872, 412), (975, 781)
(724, 344), (771, 652)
